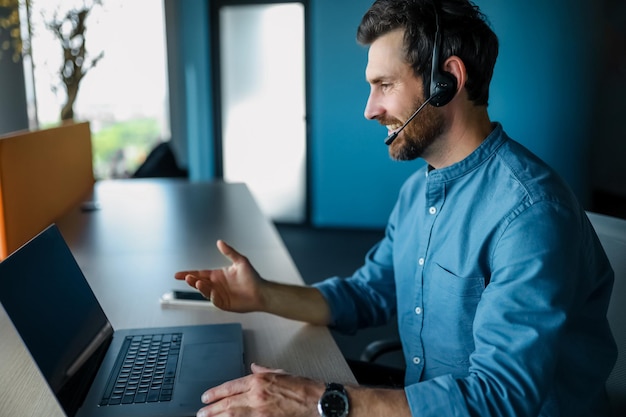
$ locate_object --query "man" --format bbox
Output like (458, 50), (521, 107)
(175, 1), (617, 416)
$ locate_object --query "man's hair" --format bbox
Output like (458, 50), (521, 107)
(357, 0), (499, 106)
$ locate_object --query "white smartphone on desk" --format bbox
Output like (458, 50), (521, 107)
(160, 289), (215, 308)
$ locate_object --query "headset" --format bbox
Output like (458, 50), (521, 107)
(428, 2), (457, 107)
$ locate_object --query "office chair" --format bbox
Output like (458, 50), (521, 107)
(360, 211), (626, 416)
(132, 141), (188, 178)
(587, 211), (626, 417)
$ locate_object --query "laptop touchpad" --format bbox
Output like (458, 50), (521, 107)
(179, 342), (242, 383)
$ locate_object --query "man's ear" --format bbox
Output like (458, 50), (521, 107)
(443, 55), (466, 95)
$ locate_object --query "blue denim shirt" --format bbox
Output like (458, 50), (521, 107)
(314, 123), (616, 417)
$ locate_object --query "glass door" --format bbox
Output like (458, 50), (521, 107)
(218, 2), (306, 223)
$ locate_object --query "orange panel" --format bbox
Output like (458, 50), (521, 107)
(0, 122), (95, 259)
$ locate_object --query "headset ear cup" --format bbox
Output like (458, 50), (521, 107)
(430, 70), (457, 107)
(429, 5), (457, 108)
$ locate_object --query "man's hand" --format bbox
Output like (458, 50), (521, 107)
(195, 364), (412, 417)
(174, 240), (267, 313)
(196, 363), (325, 417)
(175, 240), (332, 324)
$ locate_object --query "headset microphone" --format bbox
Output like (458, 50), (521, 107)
(384, 95), (434, 145)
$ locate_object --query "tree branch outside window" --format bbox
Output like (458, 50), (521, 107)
(0, 0), (104, 121)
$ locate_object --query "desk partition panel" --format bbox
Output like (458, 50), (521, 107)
(0, 121), (95, 259)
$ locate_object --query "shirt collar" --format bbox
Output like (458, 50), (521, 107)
(426, 122), (505, 183)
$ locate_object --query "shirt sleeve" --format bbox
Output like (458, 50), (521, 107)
(313, 203), (400, 333)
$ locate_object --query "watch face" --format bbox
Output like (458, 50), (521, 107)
(320, 391), (349, 417)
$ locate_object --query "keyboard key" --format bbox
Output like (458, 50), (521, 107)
(147, 389), (160, 402)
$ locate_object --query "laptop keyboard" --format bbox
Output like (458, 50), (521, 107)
(99, 333), (182, 406)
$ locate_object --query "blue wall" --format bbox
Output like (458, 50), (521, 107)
(309, 0), (422, 228)
(479, 0), (601, 210)
(171, 0), (602, 229)
(166, 0), (215, 182)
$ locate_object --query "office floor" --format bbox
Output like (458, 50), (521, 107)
(274, 223), (403, 367)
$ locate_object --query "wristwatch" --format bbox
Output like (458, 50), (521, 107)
(317, 382), (350, 417)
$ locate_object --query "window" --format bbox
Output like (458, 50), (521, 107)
(27, 0), (170, 179)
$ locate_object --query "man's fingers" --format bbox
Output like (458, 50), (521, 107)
(174, 270), (195, 280)
(216, 240), (245, 264)
(251, 363), (286, 374)
(201, 376), (250, 405)
(194, 279), (212, 297)
(183, 274), (200, 289)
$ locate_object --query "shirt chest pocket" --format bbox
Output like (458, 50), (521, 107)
(429, 263), (486, 297)
(424, 263), (486, 347)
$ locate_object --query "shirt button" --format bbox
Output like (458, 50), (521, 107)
(418, 257), (424, 266)
(415, 307), (422, 315)
(429, 206), (436, 215)
(413, 357), (421, 365)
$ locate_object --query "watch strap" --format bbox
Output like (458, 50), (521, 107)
(326, 382), (346, 392)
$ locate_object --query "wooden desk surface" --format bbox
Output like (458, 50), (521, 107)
(0, 179), (355, 416)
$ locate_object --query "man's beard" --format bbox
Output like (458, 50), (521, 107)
(384, 101), (445, 161)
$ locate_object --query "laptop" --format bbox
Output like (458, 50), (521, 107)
(0, 224), (245, 417)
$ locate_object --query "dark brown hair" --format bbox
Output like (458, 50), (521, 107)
(357, 0), (499, 106)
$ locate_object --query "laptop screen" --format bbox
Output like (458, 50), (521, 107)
(0, 225), (111, 413)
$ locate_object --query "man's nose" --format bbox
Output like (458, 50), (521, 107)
(363, 94), (382, 120)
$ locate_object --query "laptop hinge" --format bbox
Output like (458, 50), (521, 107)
(66, 322), (114, 378)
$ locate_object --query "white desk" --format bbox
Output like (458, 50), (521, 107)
(0, 179), (356, 416)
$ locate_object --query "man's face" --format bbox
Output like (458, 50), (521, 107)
(364, 29), (444, 161)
